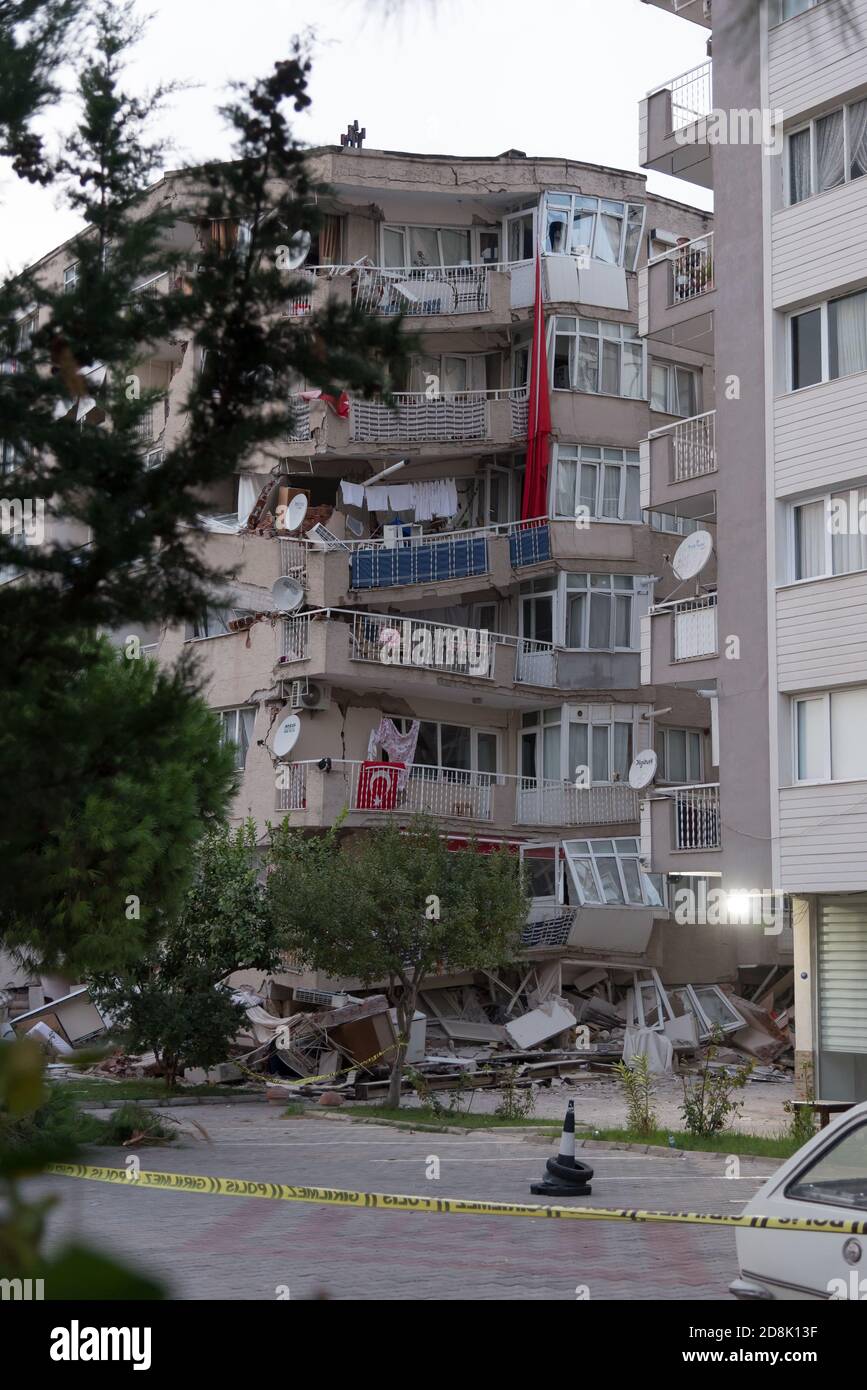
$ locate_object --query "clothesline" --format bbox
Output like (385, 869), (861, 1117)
(340, 478), (459, 521)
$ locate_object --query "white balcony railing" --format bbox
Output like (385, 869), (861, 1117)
(649, 409), (716, 482)
(349, 610), (497, 679)
(333, 759), (495, 821)
(651, 232), (714, 303)
(355, 264), (491, 317)
(515, 638), (558, 686)
(654, 59), (713, 132)
(276, 763), (307, 813)
(286, 396), (311, 442)
(673, 783), (720, 850)
(672, 593), (717, 660)
(516, 780), (641, 828)
(281, 613), (312, 662)
(510, 388), (529, 438)
(279, 537), (308, 586)
(350, 392), (488, 443)
(131, 272), (170, 301)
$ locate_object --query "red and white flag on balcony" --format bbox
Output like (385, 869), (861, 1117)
(520, 250), (551, 522)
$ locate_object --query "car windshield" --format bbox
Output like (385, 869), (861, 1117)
(786, 1121), (867, 1212)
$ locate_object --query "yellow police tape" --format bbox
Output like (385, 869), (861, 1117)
(240, 1037), (403, 1090)
(44, 1163), (867, 1235)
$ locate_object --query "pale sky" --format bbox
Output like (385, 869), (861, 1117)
(0, 0), (712, 274)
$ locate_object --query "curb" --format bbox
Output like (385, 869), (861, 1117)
(77, 1093), (267, 1110)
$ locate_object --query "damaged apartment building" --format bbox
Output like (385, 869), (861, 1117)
(9, 142), (793, 1039)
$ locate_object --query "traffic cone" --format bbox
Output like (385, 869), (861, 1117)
(530, 1099), (593, 1196)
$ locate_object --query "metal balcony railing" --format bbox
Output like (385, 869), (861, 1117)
(652, 59), (712, 132)
(508, 519), (550, 567)
(286, 396), (311, 442)
(350, 392), (488, 443)
(673, 783), (721, 850)
(131, 272), (170, 301)
(651, 232), (714, 303)
(350, 527), (492, 590)
(516, 779), (641, 828)
(355, 264), (491, 316)
(348, 610), (497, 679)
(281, 613), (312, 662)
(515, 638), (558, 686)
(276, 763), (307, 813)
(510, 388), (529, 438)
(326, 759), (496, 821)
(649, 409), (716, 482)
(652, 593), (718, 660)
(279, 537), (308, 585)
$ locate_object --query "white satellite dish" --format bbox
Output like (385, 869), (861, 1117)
(272, 712), (301, 758)
(628, 749), (658, 791)
(270, 577), (305, 613)
(672, 529), (713, 582)
(282, 494), (308, 534)
(284, 230), (312, 271)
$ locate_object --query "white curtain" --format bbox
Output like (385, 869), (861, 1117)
(817, 110), (845, 193)
(831, 291), (867, 378)
(831, 487), (867, 575)
(849, 99), (867, 180)
(795, 499), (825, 579)
(789, 128), (812, 203)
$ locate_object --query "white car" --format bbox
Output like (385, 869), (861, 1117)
(731, 1100), (867, 1300)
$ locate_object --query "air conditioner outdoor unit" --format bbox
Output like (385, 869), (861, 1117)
(299, 681), (329, 711)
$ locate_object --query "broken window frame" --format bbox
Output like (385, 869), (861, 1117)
(541, 192), (646, 271)
(668, 983), (746, 1040)
(562, 837), (661, 908)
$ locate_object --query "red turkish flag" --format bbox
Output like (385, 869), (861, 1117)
(521, 250), (552, 521)
(356, 761), (405, 810)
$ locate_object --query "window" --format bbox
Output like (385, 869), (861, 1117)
(542, 193), (646, 271)
(551, 317), (644, 399)
(794, 688), (867, 783)
(787, 98), (867, 204)
(220, 707), (255, 769)
(190, 607), (254, 640)
(564, 573), (636, 651)
(553, 445), (641, 523)
(563, 837), (661, 907)
(790, 291), (867, 389)
(786, 1119), (867, 1213)
(382, 224), (498, 268)
(520, 707), (638, 785)
(645, 509), (701, 536)
(408, 353), (492, 394)
(63, 263), (79, 294)
(778, 0), (827, 25)
(394, 718), (499, 777)
(655, 727), (703, 783)
(15, 314), (36, 354)
(0, 440), (26, 475)
(650, 360), (699, 417)
(791, 487), (867, 581)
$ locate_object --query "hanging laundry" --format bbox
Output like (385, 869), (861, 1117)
(411, 479), (459, 521)
(385, 483), (414, 511)
(366, 716), (420, 789)
(339, 480), (365, 508)
(364, 485), (390, 511)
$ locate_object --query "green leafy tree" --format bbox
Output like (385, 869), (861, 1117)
(1, 637), (236, 976)
(267, 817), (529, 1106)
(0, 1), (410, 967)
(97, 821), (283, 1088)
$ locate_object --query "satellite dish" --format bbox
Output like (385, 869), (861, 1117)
(283, 230), (312, 271)
(672, 529), (713, 582)
(272, 712), (301, 758)
(282, 494), (309, 534)
(628, 749), (658, 790)
(270, 577), (305, 613)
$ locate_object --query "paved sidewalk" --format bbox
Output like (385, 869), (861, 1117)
(31, 1105), (779, 1300)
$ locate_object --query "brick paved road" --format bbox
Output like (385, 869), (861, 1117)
(32, 1105), (780, 1300)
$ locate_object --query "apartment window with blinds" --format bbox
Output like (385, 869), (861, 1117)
(220, 707), (256, 770)
(565, 574), (636, 651)
(553, 445), (641, 522)
(794, 688), (867, 783)
(790, 290), (867, 389)
(787, 99), (867, 205)
(650, 360), (699, 417)
(542, 193), (646, 270)
(792, 487), (867, 581)
(551, 317), (644, 398)
(655, 727), (703, 783)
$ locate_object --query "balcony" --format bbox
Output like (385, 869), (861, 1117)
(641, 0), (712, 26)
(639, 234), (715, 353)
(672, 783), (721, 850)
(641, 410), (716, 515)
(350, 392), (487, 444)
(350, 527), (494, 592)
(278, 759), (497, 823)
(516, 779), (640, 828)
(281, 262), (512, 327)
(516, 638), (642, 693)
(639, 59), (713, 187)
(281, 389), (527, 457)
